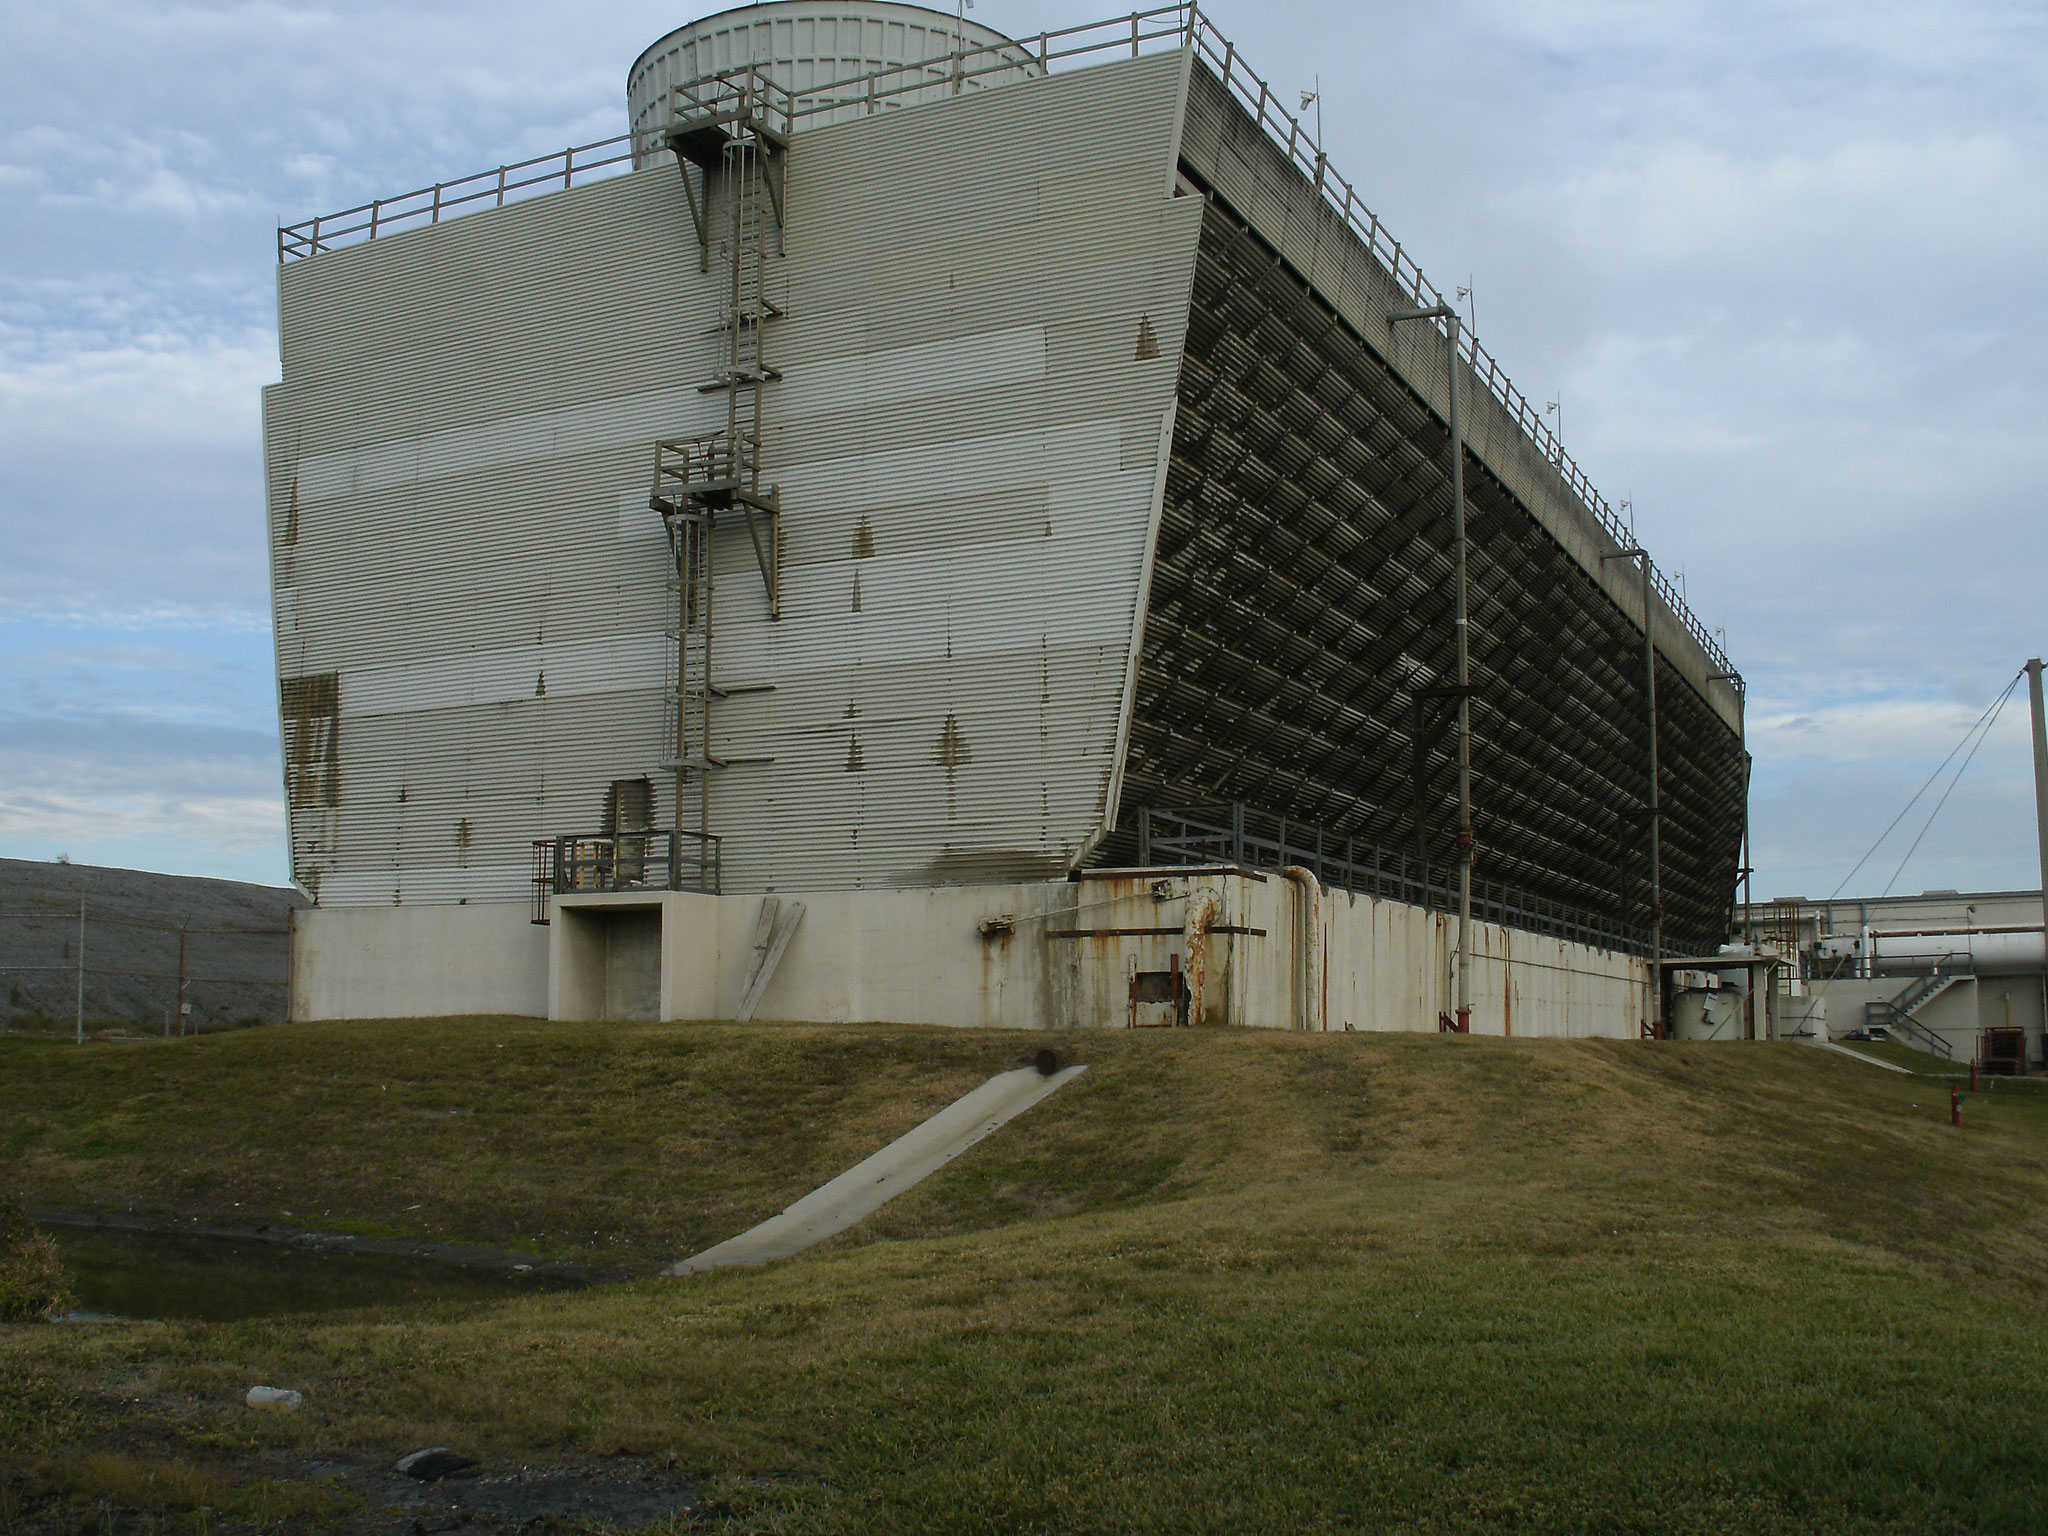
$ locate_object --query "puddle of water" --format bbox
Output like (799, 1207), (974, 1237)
(50, 1226), (574, 1322)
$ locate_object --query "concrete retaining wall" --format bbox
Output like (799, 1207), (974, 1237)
(290, 902), (550, 1020)
(293, 869), (1652, 1036)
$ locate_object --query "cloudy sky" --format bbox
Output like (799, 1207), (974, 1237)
(2, 0), (2043, 900)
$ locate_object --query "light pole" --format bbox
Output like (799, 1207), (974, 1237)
(1390, 301), (1471, 1031)
(1604, 547), (1661, 1033)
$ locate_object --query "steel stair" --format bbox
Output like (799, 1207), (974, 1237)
(1863, 958), (1967, 1059)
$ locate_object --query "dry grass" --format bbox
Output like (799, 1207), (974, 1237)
(4, 1022), (2048, 1532)
(0, 1200), (72, 1323)
(0, 1018), (1053, 1268)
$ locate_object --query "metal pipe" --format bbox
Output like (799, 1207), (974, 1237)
(1281, 866), (1322, 1030)
(2028, 657), (2048, 919)
(1871, 929), (2046, 975)
(1182, 889), (1221, 1027)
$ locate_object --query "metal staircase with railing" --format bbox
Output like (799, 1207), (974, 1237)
(1864, 957), (1968, 1059)
(646, 67), (791, 861)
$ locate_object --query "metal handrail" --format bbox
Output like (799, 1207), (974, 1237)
(276, 136), (641, 260)
(1139, 803), (1648, 957)
(1864, 998), (1955, 1059)
(275, 2), (1736, 683)
(274, 8), (1190, 262)
(528, 829), (722, 923)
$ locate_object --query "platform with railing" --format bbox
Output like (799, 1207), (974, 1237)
(529, 830), (722, 924)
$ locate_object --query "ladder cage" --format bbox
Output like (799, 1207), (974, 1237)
(644, 65), (791, 868)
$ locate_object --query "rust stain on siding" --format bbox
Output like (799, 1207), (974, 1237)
(934, 713), (972, 771)
(280, 672), (340, 810)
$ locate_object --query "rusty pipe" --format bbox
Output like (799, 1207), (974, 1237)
(1281, 866), (1322, 1031)
(1183, 889), (1221, 1028)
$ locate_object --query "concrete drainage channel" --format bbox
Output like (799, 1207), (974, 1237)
(27, 1051), (1088, 1531)
(1816, 1041), (1917, 1074)
(270, 1050), (1085, 1530)
(669, 1048), (1087, 1276)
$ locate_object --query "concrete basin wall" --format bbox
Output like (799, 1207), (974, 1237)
(292, 871), (1650, 1037)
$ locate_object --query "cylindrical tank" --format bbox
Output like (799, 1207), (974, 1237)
(1670, 987), (1742, 1040)
(628, 2), (1042, 163)
(1870, 929), (2048, 976)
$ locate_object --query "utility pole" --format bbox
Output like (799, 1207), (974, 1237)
(1390, 301), (1471, 1031)
(74, 897), (85, 1045)
(2027, 658), (2048, 914)
(1605, 547), (1662, 1033)
(952, 0), (973, 93)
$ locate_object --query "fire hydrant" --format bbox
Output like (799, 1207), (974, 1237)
(1951, 1087), (1962, 1128)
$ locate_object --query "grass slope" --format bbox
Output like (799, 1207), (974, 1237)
(4, 1020), (2048, 1533)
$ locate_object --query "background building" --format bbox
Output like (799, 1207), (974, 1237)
(267, 4), (1746, 1030)
(1736, 889), (2046, 1067)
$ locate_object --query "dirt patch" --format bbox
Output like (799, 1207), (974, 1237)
(326, 1454), (701, 1534)
(3, 1453), (703, 1535)
(34, 1209), (608, 1284)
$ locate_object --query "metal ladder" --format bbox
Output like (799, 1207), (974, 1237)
(648, 67), (789, 858)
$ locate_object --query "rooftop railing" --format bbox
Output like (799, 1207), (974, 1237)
(277, 3), (1737, 684)
(1140, 803), (1650, 958)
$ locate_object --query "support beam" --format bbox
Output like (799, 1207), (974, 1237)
(1391, 302), (1472, 1031)
(1606, 547), (1661, 1032)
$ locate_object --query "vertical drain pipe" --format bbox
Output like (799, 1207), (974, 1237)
(1282, 866), (1321, 1030)
(1183, 889), (1221, 1028)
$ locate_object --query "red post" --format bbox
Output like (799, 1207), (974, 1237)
(1970, 1058), (1978, 1093)
(1951, 1087), (1962, 1128)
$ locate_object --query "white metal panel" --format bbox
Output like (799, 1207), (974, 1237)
(342, 635), (669, 718)
(266, 49), (1205, 906)
(292, 323), (1047, 504)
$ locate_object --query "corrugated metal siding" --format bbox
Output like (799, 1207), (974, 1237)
(266, 48), (1205, 906)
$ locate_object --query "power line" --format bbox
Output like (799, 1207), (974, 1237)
(1881, 673), (2022, 897)
(1826, 671), (2023, 901)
